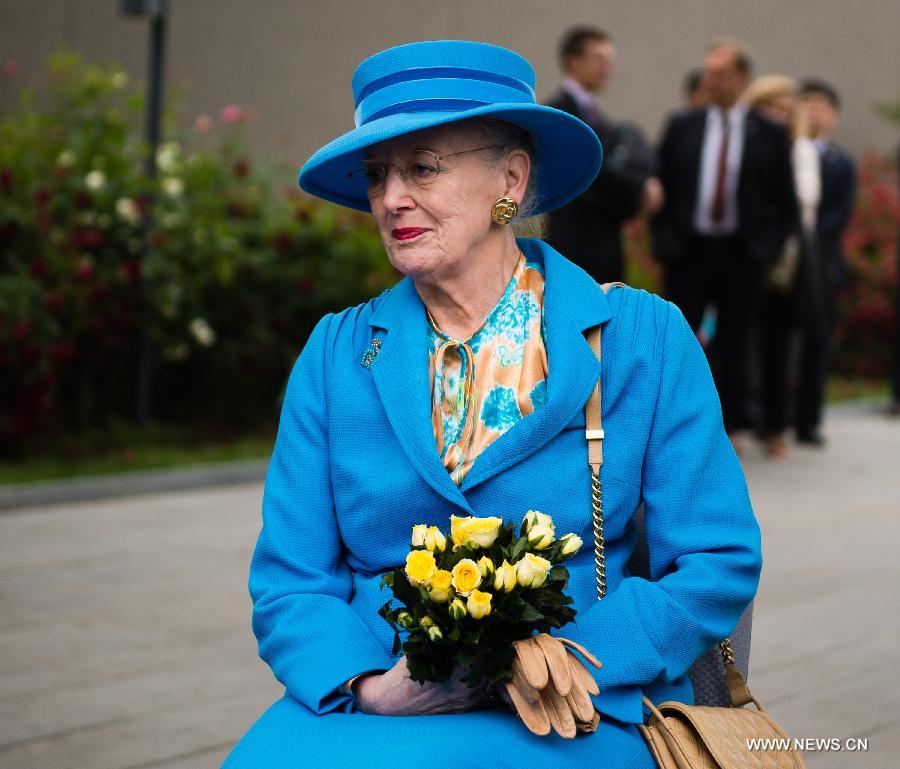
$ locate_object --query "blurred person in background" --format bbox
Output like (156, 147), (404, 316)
(796, 79), (857, 442)
(684, 67), (709, 109)
(744, 76), (821, 459)
(544, 26), (663, 284)
(651, 38), (797, 454)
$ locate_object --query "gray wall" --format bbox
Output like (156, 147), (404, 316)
(3, 0), (899, 180)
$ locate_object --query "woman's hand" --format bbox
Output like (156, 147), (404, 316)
(354, 656), (495, 716)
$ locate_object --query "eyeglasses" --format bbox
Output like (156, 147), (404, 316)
(347, 145), (506, 193)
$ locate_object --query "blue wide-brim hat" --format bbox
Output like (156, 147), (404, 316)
(297, 40), (603, 216)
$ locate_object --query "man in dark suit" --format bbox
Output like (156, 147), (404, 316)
(543, 26), (662, 284)
(651, 38), (796, 447)
(796, 79), (858, 442)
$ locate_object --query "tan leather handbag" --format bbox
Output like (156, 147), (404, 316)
(584, 285), (807, 769)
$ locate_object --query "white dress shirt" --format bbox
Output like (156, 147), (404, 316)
(792, 136), (821, 234)
(693, 103), (748, 235)
(561, 77), (600, 122)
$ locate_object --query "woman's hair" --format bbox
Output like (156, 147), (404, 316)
(465, 116), (542, 224)
(744, 74), (808, 139)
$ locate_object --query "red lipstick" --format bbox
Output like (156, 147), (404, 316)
(392, 227), (427, 241)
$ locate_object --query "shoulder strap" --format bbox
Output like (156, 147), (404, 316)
(585, 326), (604, 473)
(585, 281), (625, 474)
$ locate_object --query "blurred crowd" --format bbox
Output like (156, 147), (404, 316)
(541, 27), (895, 460)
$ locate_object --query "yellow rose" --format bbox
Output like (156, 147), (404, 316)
(450, 515), (502, 549)
(426, 624), (443, 641)
(477, 555), (495, 578)
(463, 516), (503, 548)
(515, 552), (552, 588)
(428, 569), (453, 602)
(449, 597), (467, 621)
(523, 509), (554, 531)
(411, 524), (427, 547)
(451, 558), (482, 596)
(523, 510), (555, 550)
(450, 515), (470, 549)
(405, 550), (437, 587)
(424, 525), (447, 552)
(559, 532), (583, 557)
(467, 589), (493, 619)
(493, 559), (517, 592)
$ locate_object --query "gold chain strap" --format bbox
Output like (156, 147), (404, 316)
(591, 467), (607, 601)
(585, 295), (751, 707)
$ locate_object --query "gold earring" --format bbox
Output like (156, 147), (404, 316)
(491, 196), (519, 225)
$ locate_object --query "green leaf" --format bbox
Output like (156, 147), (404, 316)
(550, 565), (569, 583)
(510, 537), (527, 562)
(519, 602), (544, 623)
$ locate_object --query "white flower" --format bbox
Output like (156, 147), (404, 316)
(115, 197), (140, 225)
(161, 212), (183, 228)
(156, 142), (180, 173)
(424, 526), (446, 552)
(515, 552), (552, 589)
(85, 170), (105, 191)
(189, 317), (216, 347)
(57, 150), (76, 168)
(493, 559), (517, 592)
(162, 177), (183, 197)
(523, 509), (555, 550)
(559, 533), (584, 558)
(411, 524), (427, 547)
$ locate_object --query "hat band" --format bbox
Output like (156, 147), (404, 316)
(354, 78), (533, 127)
(355, 66), (534, 104)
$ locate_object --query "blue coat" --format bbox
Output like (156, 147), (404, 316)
(222, 237), (763, 769)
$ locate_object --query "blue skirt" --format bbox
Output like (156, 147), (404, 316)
(221, 693), (656, 769)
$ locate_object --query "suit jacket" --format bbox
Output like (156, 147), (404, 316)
(652, 106), (797, 271)
(543, 89), (652, 281)
(248, 236), (763, 726)
(816, 141), (857, 286)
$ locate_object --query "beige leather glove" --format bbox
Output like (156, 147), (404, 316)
(502, 633), (602, 738)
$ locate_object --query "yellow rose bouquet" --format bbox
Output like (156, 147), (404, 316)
(377, 510), (584, 688)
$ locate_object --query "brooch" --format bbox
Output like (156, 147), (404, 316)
(360, 337), (383, 369)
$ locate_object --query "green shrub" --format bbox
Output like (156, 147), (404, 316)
(0, 46), (398, 456)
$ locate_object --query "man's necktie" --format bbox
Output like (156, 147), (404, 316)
(710, 108), (731, 224)
(582, 102), (601, 127)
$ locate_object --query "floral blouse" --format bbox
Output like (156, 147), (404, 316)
(426, 250), (548, 486)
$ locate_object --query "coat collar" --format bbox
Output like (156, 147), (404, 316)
(368, 237), (613, 512)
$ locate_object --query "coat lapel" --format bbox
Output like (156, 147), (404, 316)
(368, 276), (475, 513)
(367, 237), (614, 510)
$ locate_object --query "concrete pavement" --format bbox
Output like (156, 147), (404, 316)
(0, 403), (897, 768)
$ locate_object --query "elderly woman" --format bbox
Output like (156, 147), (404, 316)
(222, 40), (762, 769)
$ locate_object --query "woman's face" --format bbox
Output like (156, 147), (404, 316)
(758, 93), (793, 127)
(364, 121), (529, 284)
